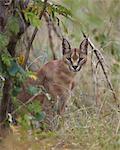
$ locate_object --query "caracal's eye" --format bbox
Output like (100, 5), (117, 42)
(78, 58), (84, 62)
(66, 57), (71, 61)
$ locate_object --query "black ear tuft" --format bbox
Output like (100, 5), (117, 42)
(62, 38), (71, 55)
(79, 38), (88, 55)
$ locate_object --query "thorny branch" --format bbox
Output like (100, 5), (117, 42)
(82, 33), (117, 102)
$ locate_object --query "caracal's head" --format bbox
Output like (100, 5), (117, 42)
(62, 37), (88, 72)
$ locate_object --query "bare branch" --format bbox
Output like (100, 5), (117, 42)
(23, 0), (48, 69)
(44, 13), (57, 60)
(50, 17), (63, 40)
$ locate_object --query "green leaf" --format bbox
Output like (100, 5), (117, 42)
(19, 114), (31, 130)
(0, 34), (9, 49)
(28, 101), (41, 114)
(8, 61), (25, 76)
(34, 112), (46, 122)
(8, 61), (19, 76)
(24, 12), (42, 28)
(51, 4), (72, 18)
(12, 86), (22, 96)
(7, 17), (19, 35)
(1, 53), (11, 66)
(27, 86), (40, 95)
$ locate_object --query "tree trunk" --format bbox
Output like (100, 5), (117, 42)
(0, 1), (11, 134)
(0, 0), (27, 132)
(0, 0), (6, 32)
(0, 79), (12, 125)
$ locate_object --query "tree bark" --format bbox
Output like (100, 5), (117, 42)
(0, 0), (6, 32)
(0, 0), (12, 132)
(0, 0), (28, 132)
(0, 79), (12, 125)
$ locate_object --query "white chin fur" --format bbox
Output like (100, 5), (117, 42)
(70, 66), (81, 72)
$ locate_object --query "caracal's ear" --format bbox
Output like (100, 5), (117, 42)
(79, 38), (89, 55)
(62, 38), (71, 55)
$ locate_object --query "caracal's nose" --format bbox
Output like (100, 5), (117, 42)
(72, 65), (78, 70)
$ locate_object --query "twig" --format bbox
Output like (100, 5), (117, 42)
(94, 49), (117, 101)
(50, 17), (63, 40)
(15, 8), (26, 32)
(90, 51), (98, 105)
(116, 118), (120, 135)
(23, 0), (48, 69)
(27, 55), (46, 69)
(98, 92), (108, 117)
(96, 58), (103, 69)
(44, 13), (56, 60)
(12, 82), (71, 116)
(0, 90), (42, 127)
(11, 90), (42, 115)
(82, 32), (117, 102)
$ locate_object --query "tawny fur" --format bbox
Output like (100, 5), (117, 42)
(18, 38), (88, 116)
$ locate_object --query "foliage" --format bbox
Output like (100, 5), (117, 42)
(8, 61), (25, 76)
(0, 0), (120, 149)
(1, 53), (12, 67)
(27, 86), (40, 95)
(18, 101), (46, 130)
(0, 34), (9, 50)
(0, 0), (72, 100)
(0, 0), (73, 132)
(48, 3), (72, 18)
(24, 11), (42, 28)
(7, 16), (20, 35)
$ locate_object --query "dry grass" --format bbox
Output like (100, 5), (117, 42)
(0, 107), (119, 150)
(0, 70), (120, 150)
